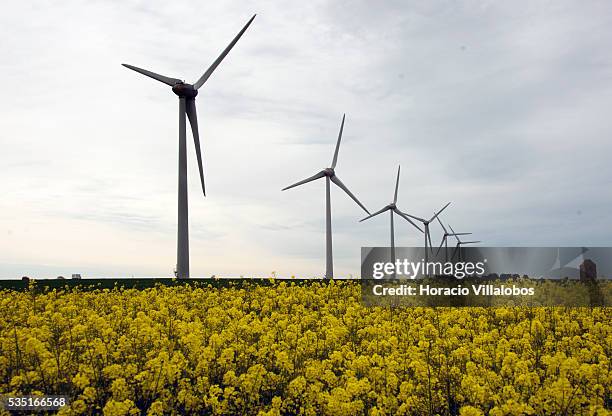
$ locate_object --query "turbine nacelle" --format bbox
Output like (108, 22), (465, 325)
(172, 82), (198, 98)
(323, 168), (335, 177)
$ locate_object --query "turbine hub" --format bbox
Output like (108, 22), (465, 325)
(172, 82), (198, 98)
(323, 168), (335, 176)
(388, 203), (396, 209)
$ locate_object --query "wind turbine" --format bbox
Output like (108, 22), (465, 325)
(436, 216), (471, 262)
(448, 224), (480, 261)
(282, 114), (370, 279)
(403, 202), (451, 267)
(122, 15), (256, 279)
(359, 166), (423, 278)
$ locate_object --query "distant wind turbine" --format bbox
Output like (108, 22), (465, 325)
(404, 202), (452, 267)
(282, 114), (370, 279)
(122, 15), (256, 279)
(360, 166), (423, 278)
(435, 216), (471, 262)
(449, 224), (480, 261)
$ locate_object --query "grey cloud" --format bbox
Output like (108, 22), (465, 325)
(1, 0), (611, 278)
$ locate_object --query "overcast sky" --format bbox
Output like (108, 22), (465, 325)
(1, 1), (611, 278)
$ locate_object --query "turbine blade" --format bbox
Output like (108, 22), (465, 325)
(451, 244), (460, 260)
(435, 214), (448, 234)
(449, 232), (472, 236)
(429, 201), (451, 222)
(462, 241), (481, 245)
(427, 229), (433, 251)
(331, 114), (345, 169)
(436, 235), (446, 256)
(402, 212), (426, 223)
(121, 64), (181, 86)
(330, 175), (369, 214)
(359, 206), (389, 222)
(186, 99), (205, 196)
(393, 208), (423, 233)
(282, 170), (325, 191)
(393, 165), (400, 203)
(448, 224), (461, 243)
(193, 14), (256, 89)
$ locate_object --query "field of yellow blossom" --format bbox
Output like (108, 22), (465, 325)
(0, 281), (610, 415)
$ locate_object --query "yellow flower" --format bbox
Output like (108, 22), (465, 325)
(73, 373), (89, 389)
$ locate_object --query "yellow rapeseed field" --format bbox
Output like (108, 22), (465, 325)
(0, 281), (610, 415)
